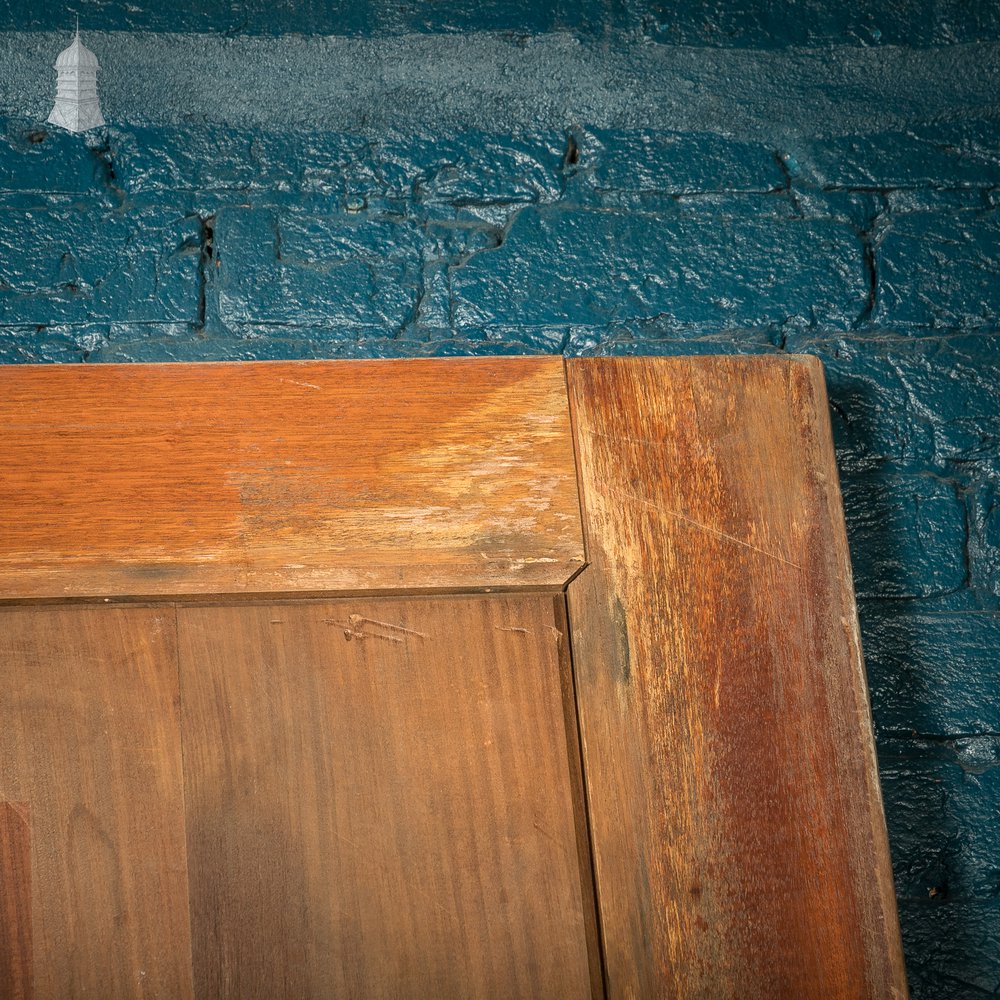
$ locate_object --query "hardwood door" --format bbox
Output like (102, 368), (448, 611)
(0, 357), (908, 999)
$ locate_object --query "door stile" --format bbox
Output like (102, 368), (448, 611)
(562, 355), (908, 998)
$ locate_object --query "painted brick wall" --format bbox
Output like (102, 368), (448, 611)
(1, 3), (998, 995)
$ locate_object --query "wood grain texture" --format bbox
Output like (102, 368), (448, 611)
(0, 358), (584, 600)
(566, 356), (907, 998)
(0, 802), (32, 1000)
(178, 595), (598, 999)
(0, 606), (194, 999)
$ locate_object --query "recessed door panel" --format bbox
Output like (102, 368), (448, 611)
(177, 595), (598, 999)
(0, 606), (194, 999)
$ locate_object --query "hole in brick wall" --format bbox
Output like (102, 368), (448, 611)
(201, 216), (216, 259)
(88, 138), (118, 187)
(563, 133), (580, 168)
(195, 213), (218, 331)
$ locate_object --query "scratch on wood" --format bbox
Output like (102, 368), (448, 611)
(328, 621), (404, 643)
(324, 614), (426, 644)
(335, 831), (363, 853)
(532, 819), (558, 846)
(582, 427), (669, 451)
(282, 378), (323, 390)
(351, 615), (428, 638)
(605, 486), (803, 571)
(531, 818), (571, 863)
(5, 800), (30, 826)
(495, 625), (530, 634)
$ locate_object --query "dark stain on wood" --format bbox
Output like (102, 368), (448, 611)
(611, 596), (631, 687)
(0, 801), (32, 1000)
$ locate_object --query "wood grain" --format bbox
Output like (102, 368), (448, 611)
(0, 802), (32, 1000)
(566, 356), (907, 998)
(177, 595), (598, 999)
(0, 606), (194, 999)
(0, 358), (584, 600)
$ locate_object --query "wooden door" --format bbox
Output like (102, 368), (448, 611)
(0, 357), (908, 998)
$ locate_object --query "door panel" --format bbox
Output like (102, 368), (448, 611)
(177, 595), (598, 999)
(0, 606), (193, 999)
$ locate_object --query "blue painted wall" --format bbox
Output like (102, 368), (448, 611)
(1, 3), (998, 994)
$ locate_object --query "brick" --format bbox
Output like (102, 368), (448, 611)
(450, 203), (868, 331)
(861, 606), (1000, 735)
(470, 325), (568, 352)
(0, 199), (201, 325)
(387, 132), (564, 208)
(573, 129), (785, 198)
(796, 123), (1000, 191)
(109, 128), (566, 219)
(880, 745), (1000, 902)
(212, 206), (424, 330)
(0, 324), (106, 362)
(841, 472), (967, 599)
(634, 0), (1000, 47)
(880, 747), (1000, 998)
(796, 335), (1000, 475)
(0, 120), (107, 195)
(970, 482), (1000, 603)
(875, 207), (1000, 329)
(110, 127), (281, 196)
(112, 128), (382, 203)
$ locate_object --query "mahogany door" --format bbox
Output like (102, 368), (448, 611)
(0, 357), (908, 999)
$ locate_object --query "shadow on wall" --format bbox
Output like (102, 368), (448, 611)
(823, 366), (1000, 1000)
